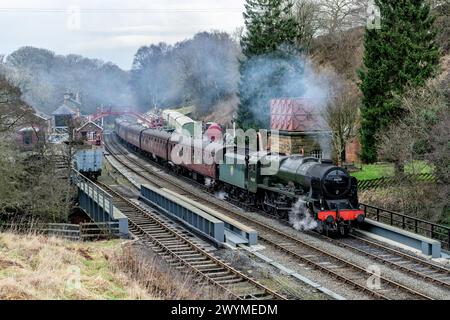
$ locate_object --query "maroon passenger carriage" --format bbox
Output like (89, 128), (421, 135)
(115, 118), (222, 184)
(168, 136), (222, 184)
(141, 129), (171, 161)
(117, 122), (142, 150)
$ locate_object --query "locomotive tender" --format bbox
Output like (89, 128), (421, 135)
(115, 118), (364, 235)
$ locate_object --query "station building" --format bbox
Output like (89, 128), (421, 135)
(16, 111), (52, 150)
(75, 121), (103, 145)
(268, 98), (360, 163)
(51, 92), (82, 133)
(269, 98), (332, 159)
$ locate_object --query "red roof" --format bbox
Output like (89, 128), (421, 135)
(270, 98), (328, 132)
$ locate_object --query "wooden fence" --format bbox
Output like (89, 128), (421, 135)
(0, 222), (121, 241)
(357, 173), (436, 190)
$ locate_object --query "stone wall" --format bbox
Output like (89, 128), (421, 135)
(270, 131), (331, 158)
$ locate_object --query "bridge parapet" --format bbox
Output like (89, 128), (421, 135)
(71, 169), (128, 237)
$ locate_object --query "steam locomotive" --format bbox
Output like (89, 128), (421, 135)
(115, 119), (364, 235)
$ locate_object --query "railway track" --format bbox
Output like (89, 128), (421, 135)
(103, 134), (438, 300)
(331, 234), (450, 289)
(97, 181), (286, 300)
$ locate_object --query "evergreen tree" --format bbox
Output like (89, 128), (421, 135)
(359, 0), (440, 163)
(237, 0), (299, 130)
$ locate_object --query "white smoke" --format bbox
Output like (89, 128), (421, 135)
(288, 198), (318, 231)
(240, 48), (338, 159)
(205, 177), (212, 187)
(215, 191), (227, 200)
(130, 32), (239, 115)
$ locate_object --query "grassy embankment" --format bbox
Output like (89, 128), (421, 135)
(351, 161), (433, 181)
(0, 232), (224, 300)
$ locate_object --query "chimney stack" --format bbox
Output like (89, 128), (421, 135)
(63, 92), (71, 105)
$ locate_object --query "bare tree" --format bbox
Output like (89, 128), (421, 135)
(0, 76), (74, 223)
(433, 0), (450, 54)
(428, 0), (449, 9)
(291, 0), (321, 51)
(377, 77), (448, 175)
(372, 76), (449, 222)
(0, 75), (34, 133)
(427, 108), (450, 184)
(325, 75), (360, 164)
(317, 0), (368, 34)
(291, 0), (367, 51)
(311, 26), (364, 81)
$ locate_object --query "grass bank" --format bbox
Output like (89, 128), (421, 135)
(0, 232), (225, 300)
(351, 161), (433, 180)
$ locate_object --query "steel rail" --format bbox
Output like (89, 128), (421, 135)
(97, 181), (286, 300)
(104, 134), (435, 300)
(331, 234), (450, 289)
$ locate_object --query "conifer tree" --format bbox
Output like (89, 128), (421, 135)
(359, 0), (440, 163)
(237, 0), (299, 130)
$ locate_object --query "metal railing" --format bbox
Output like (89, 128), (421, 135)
(0, 222), (120, 241)
(360, 203), (450, 251)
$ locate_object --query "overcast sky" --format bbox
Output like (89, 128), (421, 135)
(0, 0), (245, 70)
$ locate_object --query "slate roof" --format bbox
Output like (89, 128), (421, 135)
(52, 105), (76, 116)
(76, 121), (103, 132)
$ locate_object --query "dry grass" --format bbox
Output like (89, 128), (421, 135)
(359, 183), (449, 226)
(0, 232), (226, 300)
(0, 232), (152, 299)
(112, 243), (228, 300)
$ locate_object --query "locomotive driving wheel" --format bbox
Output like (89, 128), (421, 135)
(339, 224), (351, 237)
(261, 192), (272, 213)
(316, 221), (324, 234)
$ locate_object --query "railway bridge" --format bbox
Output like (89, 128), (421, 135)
(87, 108), (160, 128)
(71, 169), (129, 237)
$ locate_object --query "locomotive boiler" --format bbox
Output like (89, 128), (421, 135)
(267, 156), (364, 235)
(219, 151), (364, 235)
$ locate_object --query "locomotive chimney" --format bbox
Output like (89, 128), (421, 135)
(258, 130), (269, 152)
